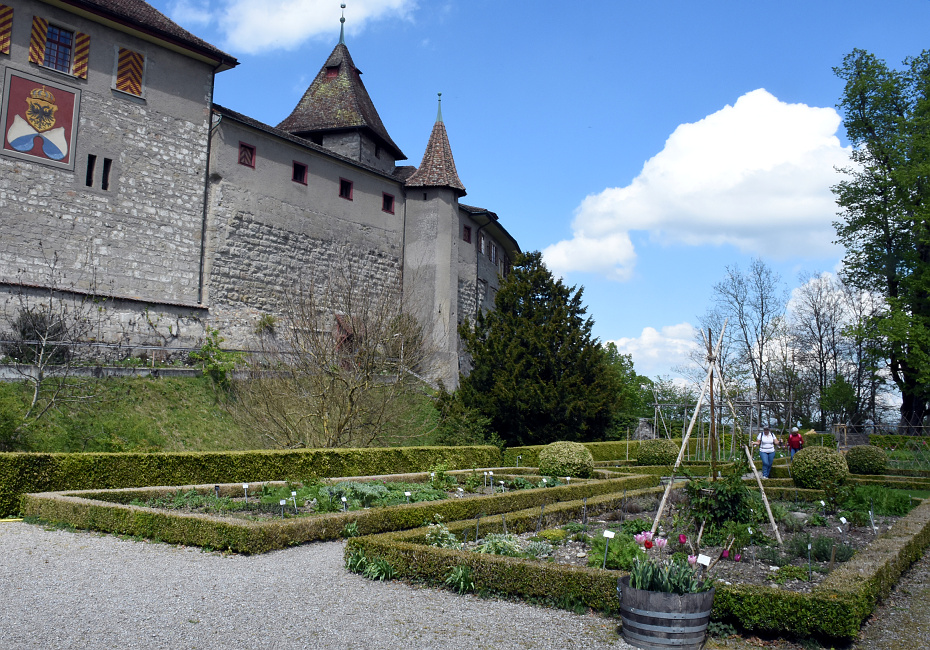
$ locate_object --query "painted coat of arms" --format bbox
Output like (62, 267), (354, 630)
(2, 70), (80, 170)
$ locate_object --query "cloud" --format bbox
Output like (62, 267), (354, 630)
(169, 0), (416, 54)
(609, 322), (698, 379)
(544, 89), (851, 280)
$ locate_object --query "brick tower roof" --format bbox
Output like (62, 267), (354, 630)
(406, 95), (466, 196)
(276, 42), (405, 160)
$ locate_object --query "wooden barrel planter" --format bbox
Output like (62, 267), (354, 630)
(617, 576), (715, 650)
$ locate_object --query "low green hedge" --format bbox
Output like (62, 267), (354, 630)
(20, 473), (660, 553)
(0, 446), (501, 517)
(870, 435), (930, 449)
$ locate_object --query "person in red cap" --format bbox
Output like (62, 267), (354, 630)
(787, 427), (804, 461)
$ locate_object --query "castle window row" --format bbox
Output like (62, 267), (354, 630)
(465, 226), (510, 276)
(0, 7), (146, 97)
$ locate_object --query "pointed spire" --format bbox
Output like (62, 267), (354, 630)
(339, 3), (346, 45)
(406, 96), (466, 196)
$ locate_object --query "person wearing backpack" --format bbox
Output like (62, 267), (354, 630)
(752, 426), (779, 478)
(787, 427), (805, 461)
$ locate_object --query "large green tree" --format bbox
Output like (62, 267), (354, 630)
(458, 251), (617, 446)
(832, 49), (930, 433)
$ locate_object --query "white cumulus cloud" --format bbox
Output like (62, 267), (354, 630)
(609, 322), (698, 379)
(169, 0), (417, 54)
(544, 89), (851, 280)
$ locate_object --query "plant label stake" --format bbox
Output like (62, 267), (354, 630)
(602, 530), (615, 569)
(583, 497), (588, 526)
(869, 498), (877, 534)
(279, 499), (286, 519)
(499, 480), (505, 493)
(828, 544), (837, 572)
(243, 483), (249, 502)
(542, 478), (547, 487)
(291, 491), (298, 514)
(820, 500), (826, 518)
(405, 491), (411, 503)
(476, 515), (481, 540)
(807, 543), (814, 582)
(565, 477), (571, 484)
(748, 527), (754, 565)
(341, 496), (347, 512)
(457, 488), (464, 498)
(483, 472), (487, 487)
(214, 485), (220, 499)
(517, 455), (521, 467)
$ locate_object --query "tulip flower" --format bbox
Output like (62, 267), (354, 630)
(721, 549), (729, 559)
(655, 537), (668, 549)
(633, 533), (646, 545)
(687, 555), (697, 566)
(734, 553), (742, 562)
(644, 540), (653, 549)
(679, 534), (687, 545)
(643, 531), (654, 542)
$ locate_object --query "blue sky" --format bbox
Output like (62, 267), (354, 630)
(154, 0), (930, 380)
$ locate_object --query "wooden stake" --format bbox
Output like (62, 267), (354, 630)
(743, 444), (782, 545)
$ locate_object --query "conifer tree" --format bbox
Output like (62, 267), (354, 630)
(458, 251), (617, 446)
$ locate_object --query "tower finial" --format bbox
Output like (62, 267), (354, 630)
(339, 4), (346, 44)
(436, 92), (443, 123)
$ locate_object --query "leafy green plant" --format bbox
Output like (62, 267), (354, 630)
(425, 514), (462, 549)
(587, 533), (646, 571)
(253, 313), (277, 336)
(445, 565), (475, 594)
(628, 556), (711, 594)
(842, 485), (914, 516)
(524, 540), (554, 558)
(189, 327), (243, 390)
(844, 445), (887, 475)
(562, 521), (587, 533)
(538, 441), (594, 478)
(428, 463), (457, 490)
(808, 513), (827, 527)
(473, 533), (523, 557)
(707, 621), (738, 638)
(362, 557), (396, 581)
(537, 528), (569, 544)
(684, 458), (755, 526)
(773, 565), (809, 584)
(619, 517), (653, 535)
(345, 548), (369, 573)
(341, 521), (359, 538)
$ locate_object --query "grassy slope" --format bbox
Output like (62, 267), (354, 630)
(0, 376), (441, 453)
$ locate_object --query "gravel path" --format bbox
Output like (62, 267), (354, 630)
(0, 521), (632, 650)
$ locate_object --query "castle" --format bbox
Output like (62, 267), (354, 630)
(0, 0), (520, 386)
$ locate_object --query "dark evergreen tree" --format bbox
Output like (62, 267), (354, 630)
(458, 251), (617, 446)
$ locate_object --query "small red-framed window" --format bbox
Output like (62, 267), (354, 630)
(339, 178), (353, 200)
(238, 142), (255, 168)
(293, 161), (308, 184)
(382, 192), (395, 214)
(463, 225), (472, 244)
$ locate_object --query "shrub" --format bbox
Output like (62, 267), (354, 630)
(635, 438), (679, 466)
(845, 445), (887, 476)
(791, 446), (848, 489)
(537, 528), (569, 544)
(538, 441), (594, 478)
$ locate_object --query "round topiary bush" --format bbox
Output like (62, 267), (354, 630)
(791, 446), (849, 489)
(538, 441), (594, 478)
(845, 444), (887, 475)
(635, 438), (679, 466)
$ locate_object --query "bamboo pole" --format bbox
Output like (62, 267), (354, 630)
(743, 444), (782, 545)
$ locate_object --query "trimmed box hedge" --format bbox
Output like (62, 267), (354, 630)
(20, 473), (660, 553)
(0, 446), (501, 517)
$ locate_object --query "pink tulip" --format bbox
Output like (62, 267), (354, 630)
(734, 553), (742, 562)
(721, 549), (729, 559)
(655, 537), (668, 549)
(687, 555), (697, 566)
(633, 533), (646, 545)
(679, 534), (687, 545)
(643, 531), (654, 542)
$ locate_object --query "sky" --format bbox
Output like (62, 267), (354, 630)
(152, 0), (930, 381)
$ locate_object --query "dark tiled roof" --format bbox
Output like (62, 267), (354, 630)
(60, 0), (237, 68)
(276, 43), (404, 160)
(406, 119), (466, 195)
(392, 165), (417, 182)
(213, 104), (404, 183)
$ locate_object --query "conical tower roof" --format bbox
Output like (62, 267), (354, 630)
(276, 41), (405, 160)
(406, 95), (466, 195)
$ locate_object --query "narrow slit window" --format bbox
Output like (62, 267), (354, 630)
(101, 158), (112, 190)
(382, 192), (394, 214)
(463, 225), (472, 243)
(292, 161), (307, 184)
(85, 154), (96, 187)
(238, 142), (255, 168)
(339, 178), (353, 200)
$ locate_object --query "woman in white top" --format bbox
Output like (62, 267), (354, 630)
(752, 426), (779, 478)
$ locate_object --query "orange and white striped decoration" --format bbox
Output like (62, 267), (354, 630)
(72, 31), (89, 78)
(28, 15), (47, 64)
(116, 47), (144, 95)
(0, 5), (12, 55)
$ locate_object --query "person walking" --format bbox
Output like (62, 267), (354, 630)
(752, 426), (779, 478)
(787, 427), (805, 461)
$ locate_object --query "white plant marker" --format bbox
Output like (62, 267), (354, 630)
(404, 491), (411, 503)
(697, 554), (711, 566)
(566, 477), (571, 483)
(279, 499), (286, 518)
(292, 491), (298, 513)
(499, 480), (505, 493)
(602, 530), (615, 569)
(243, 483), (249, 501)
